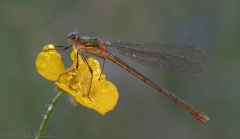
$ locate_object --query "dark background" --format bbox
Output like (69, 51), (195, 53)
(0, 0), (239, 139)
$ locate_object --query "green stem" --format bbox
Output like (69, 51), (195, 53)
(35, 90), (65, 139)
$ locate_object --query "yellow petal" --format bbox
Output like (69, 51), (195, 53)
(85, 79), (118, 115)
(36, 44), (66, 82)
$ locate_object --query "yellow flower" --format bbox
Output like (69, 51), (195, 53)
(36, 44), (118, 115)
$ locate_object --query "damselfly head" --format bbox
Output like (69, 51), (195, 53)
(67, 29), (78, 42)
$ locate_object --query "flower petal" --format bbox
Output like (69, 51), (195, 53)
(36, 44), (66, 82)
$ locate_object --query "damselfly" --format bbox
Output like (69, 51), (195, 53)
(57, 29), (209, 123)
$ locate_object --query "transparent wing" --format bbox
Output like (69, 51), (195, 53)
(104, 41), (205, 72)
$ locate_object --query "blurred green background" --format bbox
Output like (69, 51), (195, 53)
(0, 0), (239, 139)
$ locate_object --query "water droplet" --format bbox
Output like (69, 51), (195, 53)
(34, 130), (38, 138)
(48, 44), (55, 49)
(67, 97), (77, 106)
(41, 113), (47, 119)
(44, 55), (51, 61)
(40, 63), (46, 67)
(47, 104), (53, 111)
(45, 101), (51, 109)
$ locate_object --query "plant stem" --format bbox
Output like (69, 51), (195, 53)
(35, 90), (65, 139)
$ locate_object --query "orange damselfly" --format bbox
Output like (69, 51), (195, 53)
(56, 29), (209, 123)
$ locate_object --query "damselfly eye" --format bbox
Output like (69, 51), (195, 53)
(67, 29), (78, 42)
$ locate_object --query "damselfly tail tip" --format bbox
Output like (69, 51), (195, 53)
(197, 114), (210, 123)
(190, 109), (210, 123)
